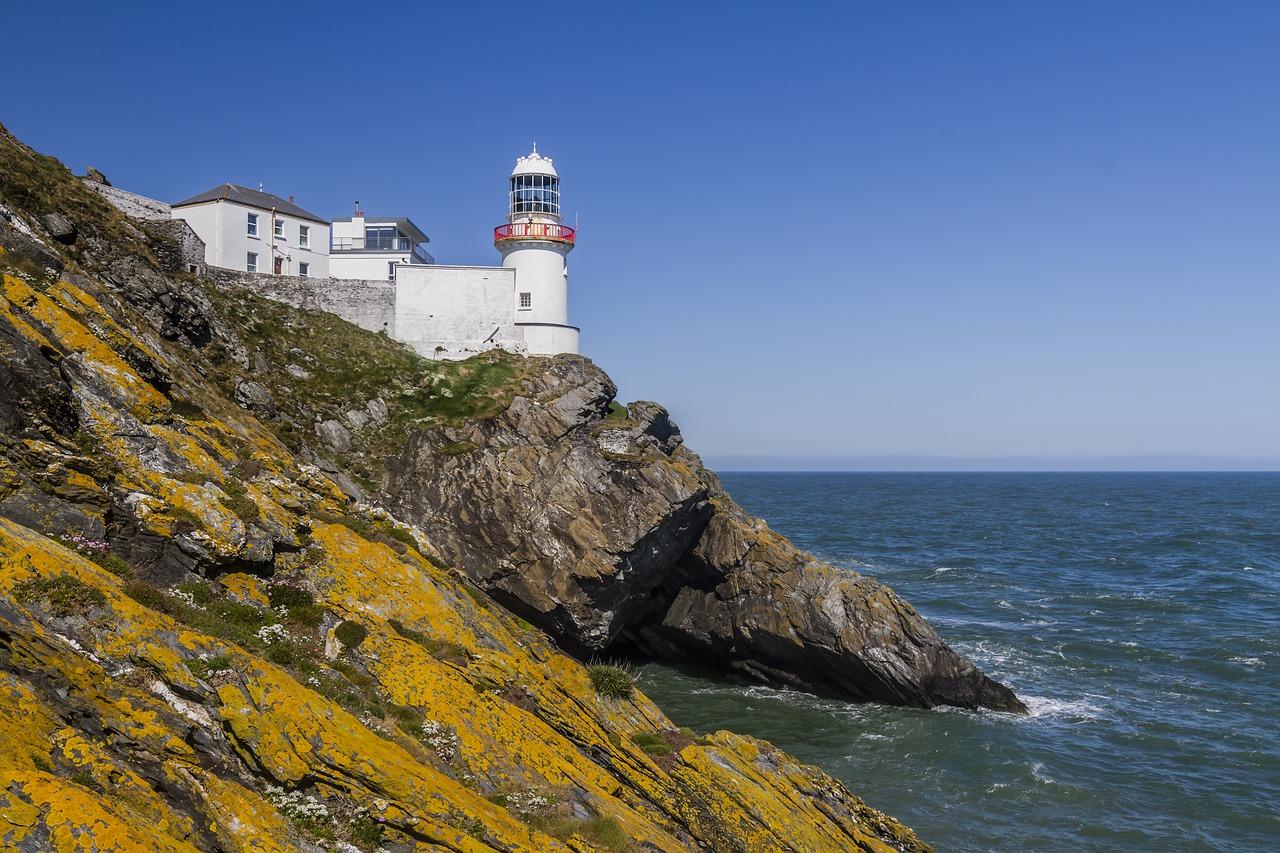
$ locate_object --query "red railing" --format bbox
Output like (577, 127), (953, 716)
(494, 222), (576, 244)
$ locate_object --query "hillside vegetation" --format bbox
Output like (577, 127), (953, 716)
(0, 124), (932, 851)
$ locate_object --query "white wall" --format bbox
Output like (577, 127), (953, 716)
(329, 254), (406, 281)
(394, 265), (526, 360)
(172, 201), (330, 277)
(500, 242), (571, 327)
(520, 323), (580, 356)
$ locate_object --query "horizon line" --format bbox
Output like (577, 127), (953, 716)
(701, 454), (1280, 473)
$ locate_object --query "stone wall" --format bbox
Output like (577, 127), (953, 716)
(207, 264), (548, 361)
(209, 268), (398, 337)
(144, 218), (207, 275)
(82, 182), (172, 220)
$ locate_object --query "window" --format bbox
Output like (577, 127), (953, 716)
(519, 292), (532, 309)
(274, 218), (285, 239)
(510, 174), (560, 215)
(388, 261), (396, 281)
(299, 224), (309, 248)
(299, 262), (309, 277)
(247, 213), (258, 236)
(366, 226), (396, 250)
(246, 252), (258, 272)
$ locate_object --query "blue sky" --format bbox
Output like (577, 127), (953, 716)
(5, 1), (1278, 469)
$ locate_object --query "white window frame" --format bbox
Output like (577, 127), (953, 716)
(246, 252), (258, 272)
(388, 261), (396, 281)
(519, 291), (532, 309)
(299, 224), (309, 248)
(274, 218), (285, 240)
(247, 212), (258, 236)
(299, 262), (309, 278)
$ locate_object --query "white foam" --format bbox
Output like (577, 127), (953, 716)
(1020, 694), (1106, 721)
(1230, 656), (1265, 667)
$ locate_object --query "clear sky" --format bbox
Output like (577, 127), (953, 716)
(4, 1), (1278, 470)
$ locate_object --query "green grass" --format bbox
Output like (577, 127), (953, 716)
(221, 479), (261, 524)
(0, 123), (168, 274)
(201, 286), (529, 460)
(165, 506), (205, 530)
(267, 583), (325, 627)
(438, 440), (480, 456)
(69, 771), (103, 793)
(85, 551), (132, 578)
(13, 576), (107, 617)
(386, 618), (469, 661)
(629, 733), (671, 756)
(175, 581), (214, 605)
(334, 620), (368, 649)
(587, 663), (635, 700)
(188, 655), (231, 680)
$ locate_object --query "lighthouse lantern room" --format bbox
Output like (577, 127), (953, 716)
(494, 146), (579, 356)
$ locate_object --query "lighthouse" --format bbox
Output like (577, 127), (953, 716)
(494, 146), (579, 355)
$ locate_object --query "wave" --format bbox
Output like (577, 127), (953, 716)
(1020, 694), (1108, 721)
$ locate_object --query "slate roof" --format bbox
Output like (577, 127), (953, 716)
(172, 184), (330, 224)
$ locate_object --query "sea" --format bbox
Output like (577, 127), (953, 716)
(637, 472), (1280, 853)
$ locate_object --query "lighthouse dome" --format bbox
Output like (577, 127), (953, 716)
(511, 147), (558, 178)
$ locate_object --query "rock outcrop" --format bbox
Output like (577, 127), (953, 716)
(385, 358), (1025, 713)
(0, 123), (938, 851)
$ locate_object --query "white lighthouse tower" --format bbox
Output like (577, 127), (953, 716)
(494, 146), (579, 355)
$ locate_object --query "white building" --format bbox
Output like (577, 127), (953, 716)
(330, 213), (434, 280)
(171, 184), (331, 278)
(95, 148), (582, 361)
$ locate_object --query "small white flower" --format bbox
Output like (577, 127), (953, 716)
(257, 623), (289, 645)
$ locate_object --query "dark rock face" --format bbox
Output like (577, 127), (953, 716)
(386, 355), (1026, 712)
(41, 212), (77, 244)
(233, 376), (276, 419)
(0, 311), (78, 439)
(101, 256), (214, 347)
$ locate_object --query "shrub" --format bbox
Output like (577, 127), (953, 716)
(386, 618), (467, 660)
(349, 814), (383, 850)
(629, 733), (671, 756)
(462, 584), (488, 609)
(170, 399), (205, 420)
(587, 663), (634, 700)
(87, 551), (132, 578)
(69, 771), (103, 793)
(188, 654), (232, 680)
(221, 479), (261, 524)
(14, 576), (106, 617)
(166, 505), (204, 529)
(268, 582), (324, 627)
(374, 525), (420, 553)
(438, 440), (480, 456)
(175, 581), (214, 605)
(334, 620), (368, 649)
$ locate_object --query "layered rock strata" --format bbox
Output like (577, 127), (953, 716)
(385, 359), (1025, 712)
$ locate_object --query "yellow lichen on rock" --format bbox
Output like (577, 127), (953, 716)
(0, 771), (201, 853)
(0, 274), (169, 423)
(0, 673), (59, 774)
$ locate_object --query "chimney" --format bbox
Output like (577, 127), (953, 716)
(289, 195), (294, 204)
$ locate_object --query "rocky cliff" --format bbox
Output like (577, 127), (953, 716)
(0, 122), (1014, 851)
(382, 361), (1023, 712)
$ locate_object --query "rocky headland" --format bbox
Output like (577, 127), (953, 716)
(0, 122), (1018, 852)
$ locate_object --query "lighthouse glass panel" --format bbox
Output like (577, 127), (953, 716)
(510, 174), (560, 216)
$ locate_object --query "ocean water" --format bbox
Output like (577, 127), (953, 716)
(638, 473), (1280, 852)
